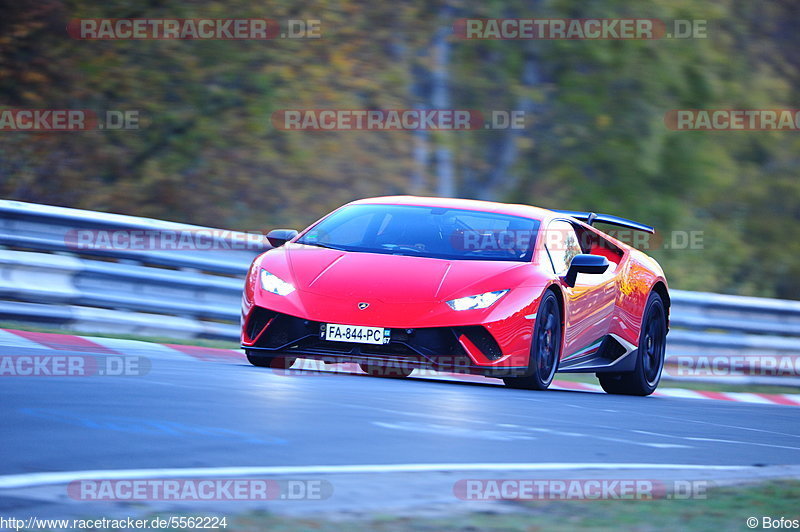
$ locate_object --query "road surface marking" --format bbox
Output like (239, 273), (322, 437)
(0, 463), (752, 489)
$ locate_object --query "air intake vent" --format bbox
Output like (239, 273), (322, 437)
(246, 307), (276, 341)
(455, 326), (503, 360)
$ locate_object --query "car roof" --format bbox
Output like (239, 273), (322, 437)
(349, 196), (555, 221)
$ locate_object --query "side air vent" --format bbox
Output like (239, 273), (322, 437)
(246, 307), (277, 341)
(597, 335), (628, 361)
(455, 326), (503, 361)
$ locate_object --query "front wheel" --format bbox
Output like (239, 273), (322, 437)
(598, 292), (666, 396)
(503, 290), (561, 390)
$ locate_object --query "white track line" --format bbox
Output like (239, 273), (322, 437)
(0, 463), (752, 489)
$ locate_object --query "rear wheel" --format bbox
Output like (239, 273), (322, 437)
(598, 292), (666, 396)
(359, 363), (413, 378)
(246, 351), (296, 369)
(503, 290), (561, 390)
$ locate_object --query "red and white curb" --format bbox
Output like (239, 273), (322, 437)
(550, 379), (800, 406)
(2, 328), (799, 407)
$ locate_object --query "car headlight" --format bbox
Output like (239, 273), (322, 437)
(260, 270), (295, 296)
(447, 290), (508, 311)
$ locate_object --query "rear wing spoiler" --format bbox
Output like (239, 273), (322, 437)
(553, 210), (655, 234)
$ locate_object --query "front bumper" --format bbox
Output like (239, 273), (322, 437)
(241, 307), (529, 376)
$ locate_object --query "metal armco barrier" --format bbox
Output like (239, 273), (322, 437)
(1, 199), (798, 384)
(0, 200), (265, 339)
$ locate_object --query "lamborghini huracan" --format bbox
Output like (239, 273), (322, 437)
(241, 196), (669, 396)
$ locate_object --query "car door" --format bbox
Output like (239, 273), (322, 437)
(543, 220), (617, 359)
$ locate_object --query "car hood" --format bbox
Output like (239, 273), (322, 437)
(265, 244), (535, 303)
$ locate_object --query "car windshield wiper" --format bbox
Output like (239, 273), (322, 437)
(299, 242), (351, 252)
(379, 244), (425, 254)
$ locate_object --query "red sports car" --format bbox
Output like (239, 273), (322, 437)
(241, 196), (669, 396)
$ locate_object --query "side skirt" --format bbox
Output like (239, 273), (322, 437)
(557, 334), (638, 373)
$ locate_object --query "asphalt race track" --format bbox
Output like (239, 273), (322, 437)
(1, 334), (800, 519)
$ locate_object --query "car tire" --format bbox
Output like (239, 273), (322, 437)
(359, 363), (413, 378)
(503, 290), (561, 390)
(246, 351), (296, 370)
(598, 292), (666, 396)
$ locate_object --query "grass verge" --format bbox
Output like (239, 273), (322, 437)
(174, 479), (800, 532)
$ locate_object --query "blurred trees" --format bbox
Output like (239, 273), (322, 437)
(0, 0), (798, 298)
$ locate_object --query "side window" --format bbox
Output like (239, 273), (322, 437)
(573, 225), (623, 269)
(544, 220), (582, 275)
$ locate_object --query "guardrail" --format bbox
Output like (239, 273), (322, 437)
(1, 199), (798, 385)
(0, 200), (265, 339)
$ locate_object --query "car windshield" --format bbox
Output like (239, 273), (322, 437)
(296, 204), (540, 262)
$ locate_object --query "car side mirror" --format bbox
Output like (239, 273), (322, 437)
(266, 229), (298, 248)
(563, 254), (609, 287)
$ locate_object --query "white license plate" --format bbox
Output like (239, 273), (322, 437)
(322, 323), (389, 345)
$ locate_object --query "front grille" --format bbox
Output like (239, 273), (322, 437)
(247, 308), (483, 366)
(291, 336), (420, 358)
